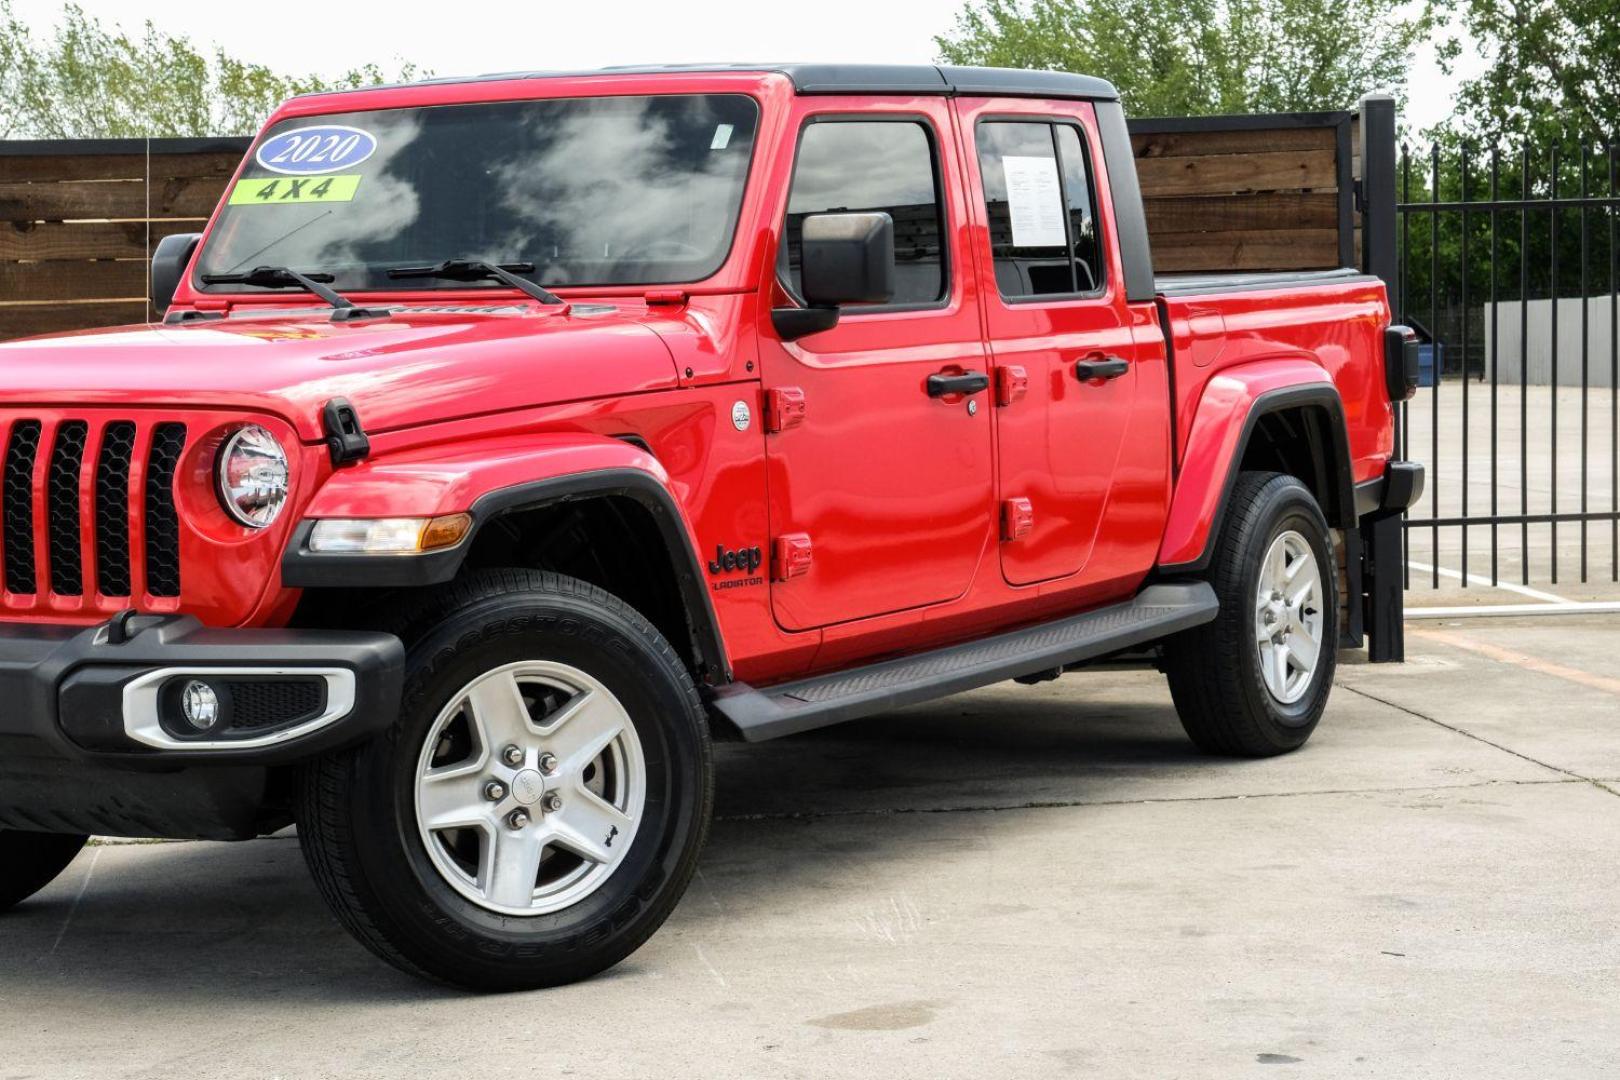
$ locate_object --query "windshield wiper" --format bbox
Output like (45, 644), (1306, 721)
(200, 265), (391, 322)
(386, 260), (565, 306)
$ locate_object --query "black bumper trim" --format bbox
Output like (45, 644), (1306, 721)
(1355, 460), (1426, 518)
(0, 614), (404, 767)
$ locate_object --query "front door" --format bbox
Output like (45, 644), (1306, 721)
(957, 98), (1170, 591)
(758, 102), (994, 631)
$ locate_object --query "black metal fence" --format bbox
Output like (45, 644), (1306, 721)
(1394, 135), (1620, 590)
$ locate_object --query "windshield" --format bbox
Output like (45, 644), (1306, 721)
(195, 93), (760, 293)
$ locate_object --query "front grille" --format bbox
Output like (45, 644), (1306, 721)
(1, 417), (189, 600)
(94, 422), (136, 597)
(4, 422), (42, 594)
(47, 422), (88, 595)
(143, 423), (186, 598)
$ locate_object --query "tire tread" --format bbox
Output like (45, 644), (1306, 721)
(1164, 471), (1337, 757)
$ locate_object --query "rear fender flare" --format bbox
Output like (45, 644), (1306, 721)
(1158, 364), (1355, 572)
(282, 434), (729, 682)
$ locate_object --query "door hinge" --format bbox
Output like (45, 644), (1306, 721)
(1001, 497), (1034, 541)
(772, 533), (813, 580)
(995, 365), (1028, 407)
(765, 387), (807, 433)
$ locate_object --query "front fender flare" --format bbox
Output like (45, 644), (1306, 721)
(281, 434), (729, 681)
(1158, 363), (1355, 572)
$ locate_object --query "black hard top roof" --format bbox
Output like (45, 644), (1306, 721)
(298, 63), (1119, 103)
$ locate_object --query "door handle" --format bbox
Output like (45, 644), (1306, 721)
(1074, 356), (1130, 382)
(926, 371), (990, 397)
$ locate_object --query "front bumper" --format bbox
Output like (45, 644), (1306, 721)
(0, 613), (404, 768)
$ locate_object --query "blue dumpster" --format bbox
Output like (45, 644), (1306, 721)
(1415, 342), (1441, 387)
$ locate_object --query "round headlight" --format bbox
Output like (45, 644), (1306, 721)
(217, 425), (289, 528)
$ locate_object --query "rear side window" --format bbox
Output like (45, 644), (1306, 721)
(784, 120), (946, 307)
(976, 120), (1104, 300)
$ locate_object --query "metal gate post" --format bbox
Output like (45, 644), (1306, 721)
(1359, 94), (1406, 662)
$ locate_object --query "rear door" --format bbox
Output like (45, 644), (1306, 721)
(956, 97), (1170, 592)
(757, 100), (995, 631)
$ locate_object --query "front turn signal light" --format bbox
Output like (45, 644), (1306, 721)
(307, 513), (472, 554)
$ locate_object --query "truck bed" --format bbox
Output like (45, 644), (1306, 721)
(1154, 267), (1371, 297)
(1154, 270), (1393, 487)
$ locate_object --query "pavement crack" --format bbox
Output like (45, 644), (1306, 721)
(1341, 683), (1620, 799)
(714, 776), (1580, 823)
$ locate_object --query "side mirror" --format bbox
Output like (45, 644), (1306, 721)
(800, 212), (895, 307)
(150, 232), (203, 313)
(772, 212), (896, 342)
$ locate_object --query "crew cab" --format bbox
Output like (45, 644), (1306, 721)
(0, 64), (1422, 989)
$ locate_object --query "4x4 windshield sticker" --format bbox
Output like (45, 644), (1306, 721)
(255, 125), (378, 175)
(228, 174), (362, 206)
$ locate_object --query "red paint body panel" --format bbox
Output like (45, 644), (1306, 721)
(1156, 280), (1394, 566)
(1155, 359), (1332, 567)
(0, 305), (679, 441)
(954, 96), (1171, 596)
(301, 433), (671, 518)
(0, 70), (1399, 691)
(753, 94), (996, 631)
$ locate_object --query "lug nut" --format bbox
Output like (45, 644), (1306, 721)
(484, 781), (506, 802)
(501, 745), (524, 767)
(506, 809), (531, 830)
(542, 793), (563, 813)
(538, 753), (558, 774)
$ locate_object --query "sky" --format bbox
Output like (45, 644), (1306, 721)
(8, 0), (1471, 132)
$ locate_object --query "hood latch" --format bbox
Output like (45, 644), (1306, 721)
(322, 397), (370, 466)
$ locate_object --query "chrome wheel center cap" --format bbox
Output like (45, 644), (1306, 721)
(510, 768), (547, 806)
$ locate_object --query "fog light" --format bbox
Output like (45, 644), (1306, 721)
(180, 681), (221, 731)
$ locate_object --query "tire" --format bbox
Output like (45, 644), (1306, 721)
(0, 830), (89, 911)
(1163, 471), (1338, 757)
(296, 569), (712, 991)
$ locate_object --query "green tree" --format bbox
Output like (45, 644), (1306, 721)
(1434, 0), (1619, 143)
(934, 0), (1431, 117)
(0, 1), (426, 138)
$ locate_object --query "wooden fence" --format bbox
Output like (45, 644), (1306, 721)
(0, 111), (1363, 340)
(0, 137), (249, 341)
(1129, 110), (1358, 274)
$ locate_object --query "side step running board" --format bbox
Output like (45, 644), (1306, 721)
(710, 582), (1218, 742)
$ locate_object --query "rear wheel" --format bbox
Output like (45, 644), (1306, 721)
(1163, 471), (1338, 756)
(296, 570), (712, 990)
(0, 830), (88, 911)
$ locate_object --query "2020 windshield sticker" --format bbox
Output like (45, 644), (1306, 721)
(228, 174), (362, 206)
(254, 125), (377, 175)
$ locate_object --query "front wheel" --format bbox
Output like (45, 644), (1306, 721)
(296, 570), (712, 990)
(1163, 471), (1338, 757)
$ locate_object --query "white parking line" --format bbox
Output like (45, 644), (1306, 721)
(1405, 560), (1620, 619)
(1407, 560), (1570, 603)
(1408, 601), (1620, 619)
(50, 845), (100, 954)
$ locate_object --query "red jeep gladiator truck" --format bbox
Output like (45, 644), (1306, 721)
(0, 64), (1421, 989)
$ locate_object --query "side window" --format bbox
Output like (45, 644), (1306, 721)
(976, 120), (1105, 300)
(784, 120), (946, 307)
(1054, 125), (1103, 292)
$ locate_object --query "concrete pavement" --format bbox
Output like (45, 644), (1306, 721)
(3, 617), (1618, 1079)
